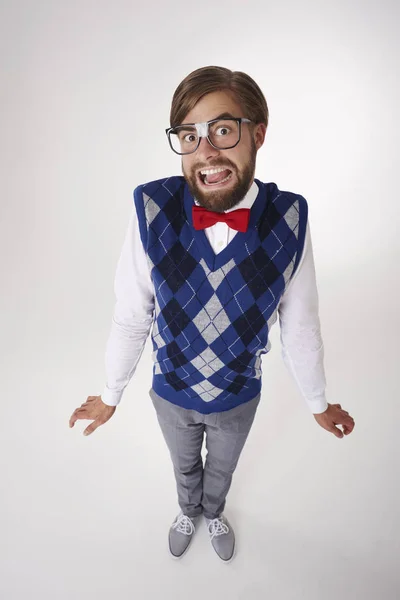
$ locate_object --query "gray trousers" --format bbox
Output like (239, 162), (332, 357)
(150, 389), (261, 520)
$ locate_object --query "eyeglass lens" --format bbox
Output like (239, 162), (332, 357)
(169, 119), (240, 154)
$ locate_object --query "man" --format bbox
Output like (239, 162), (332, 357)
(69, 66), (355, 563)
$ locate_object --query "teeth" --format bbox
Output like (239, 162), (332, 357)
(200, 167), (230, 175)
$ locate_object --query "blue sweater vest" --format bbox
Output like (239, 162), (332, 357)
(134, 175), (308, 414)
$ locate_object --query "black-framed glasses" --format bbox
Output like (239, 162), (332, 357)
(165, 117), (253, 155)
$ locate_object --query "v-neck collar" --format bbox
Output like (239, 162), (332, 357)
(183, 178), (266, 271)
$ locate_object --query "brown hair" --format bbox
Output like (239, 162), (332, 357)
(169, 66), (269, 130)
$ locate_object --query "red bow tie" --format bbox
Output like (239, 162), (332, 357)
(192, 205), (251, 232)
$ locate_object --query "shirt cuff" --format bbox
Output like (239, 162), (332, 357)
(101, 386), (124, 407)
(305, 395), (329, 414)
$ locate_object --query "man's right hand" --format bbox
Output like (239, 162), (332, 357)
(69, 395), (116, 436)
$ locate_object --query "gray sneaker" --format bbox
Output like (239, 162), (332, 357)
(168, 511), (201, 558)
(206, 514), (235, 562)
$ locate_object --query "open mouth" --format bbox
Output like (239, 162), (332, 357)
(198, 168), (233, 188)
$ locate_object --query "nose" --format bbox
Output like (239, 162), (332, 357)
(197, 135), (220, 160)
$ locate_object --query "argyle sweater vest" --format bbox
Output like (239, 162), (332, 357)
(134, 175), (308, 414)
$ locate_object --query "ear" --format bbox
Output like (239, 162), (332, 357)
(254, 123), (267, 150)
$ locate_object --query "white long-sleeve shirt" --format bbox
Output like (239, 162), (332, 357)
(101, 180), (328, 414)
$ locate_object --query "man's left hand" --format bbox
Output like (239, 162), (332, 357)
(313, 403), (355, 438)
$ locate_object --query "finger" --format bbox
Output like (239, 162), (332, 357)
(69, 409), (84, 427)
(339, 415), (355, 435)
(69, 405), (95, 427)
(70, 408), (92, 424)
(83, 418), (104, 436)
(344, 420), (355, 434)
(330, 425), (344, 438)
(336, 413), (353, 425)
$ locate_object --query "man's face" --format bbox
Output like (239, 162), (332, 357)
(180, 90), (265, 212)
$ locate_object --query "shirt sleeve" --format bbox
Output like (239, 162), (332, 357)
(277, 220), (328, 414)
(101, 206), (155, 406)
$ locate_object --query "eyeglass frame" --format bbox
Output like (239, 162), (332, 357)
(165, 117), (254, 155)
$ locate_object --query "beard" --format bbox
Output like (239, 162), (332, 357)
(182, 139), (257, 212)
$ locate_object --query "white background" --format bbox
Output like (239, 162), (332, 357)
(1, 0), (399, 598)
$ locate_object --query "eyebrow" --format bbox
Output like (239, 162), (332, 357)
(177, 112), (237, 128)
(211, 112), (236, 120)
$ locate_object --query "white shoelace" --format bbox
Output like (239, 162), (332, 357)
(207, 517), (229, 541)
(172, 513), (196, 536)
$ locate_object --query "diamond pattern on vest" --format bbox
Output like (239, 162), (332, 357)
(135, 176), (306, 409)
